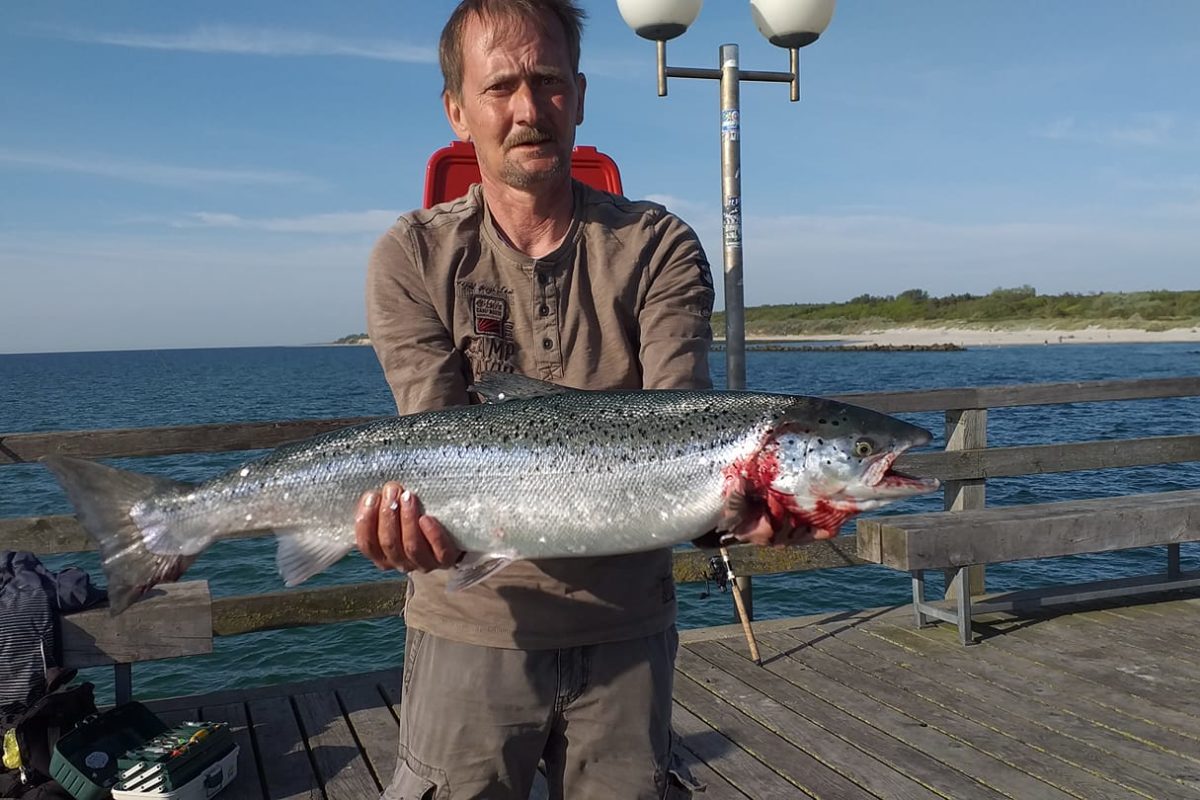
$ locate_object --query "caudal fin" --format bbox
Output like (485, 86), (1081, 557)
(44, 455), (198, 614)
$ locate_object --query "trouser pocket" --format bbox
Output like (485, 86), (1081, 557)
(381, 760), (440, 800)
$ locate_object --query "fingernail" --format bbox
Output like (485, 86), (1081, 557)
(362, 492), (378, 509)
(401, 489), (412, 505)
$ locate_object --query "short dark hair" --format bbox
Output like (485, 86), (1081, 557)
(439, 0), (587, 99)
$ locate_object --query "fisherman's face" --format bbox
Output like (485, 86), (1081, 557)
(444, 11), (586, 192)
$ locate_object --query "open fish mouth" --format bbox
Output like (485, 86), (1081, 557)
(864, 451), (941, 494)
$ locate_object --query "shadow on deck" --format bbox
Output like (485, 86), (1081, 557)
(147, 592), (1200, 799)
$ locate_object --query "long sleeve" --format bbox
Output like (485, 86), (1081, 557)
(366, 224), (471, 414)
(637, 213), (715, 391)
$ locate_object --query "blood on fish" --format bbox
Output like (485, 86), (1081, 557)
(723, 443), (859, 533)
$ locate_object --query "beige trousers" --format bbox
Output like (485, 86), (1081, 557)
(381, 626), (698, 800)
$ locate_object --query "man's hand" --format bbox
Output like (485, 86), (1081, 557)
(355, 482), (462, 572)
(728, 512), (837, 548)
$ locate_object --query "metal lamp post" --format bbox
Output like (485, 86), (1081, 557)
(618, 0), (835, 628)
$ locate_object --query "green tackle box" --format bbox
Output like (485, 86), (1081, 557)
(48, 702), (234, 800)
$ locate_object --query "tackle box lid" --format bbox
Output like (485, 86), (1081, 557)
(49, 702), (235, 800)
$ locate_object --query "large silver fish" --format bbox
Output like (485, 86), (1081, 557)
(45, 374), (939, 613)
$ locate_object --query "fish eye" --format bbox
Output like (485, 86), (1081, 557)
(853, 439), (875, 458)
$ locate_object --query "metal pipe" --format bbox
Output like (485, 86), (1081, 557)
(666, 67), (791, 83)
(720, 43), (745, 393)
(719, 43), (754, 622)
(790, 48), (800, 101)
(656, 39), (668, 96)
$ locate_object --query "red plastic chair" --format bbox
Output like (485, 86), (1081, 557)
(423, 141), (623, 207)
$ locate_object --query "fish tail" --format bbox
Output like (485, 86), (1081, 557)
(44, 455), (199, 615)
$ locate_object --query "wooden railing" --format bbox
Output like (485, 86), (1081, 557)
(4, 376), (1200, 636)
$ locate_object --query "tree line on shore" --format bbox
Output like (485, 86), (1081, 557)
(338, 287), (1200, 342)
(715, 287), (1200, 336)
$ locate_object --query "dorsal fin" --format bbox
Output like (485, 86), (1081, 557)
(470, 372), (577, 403)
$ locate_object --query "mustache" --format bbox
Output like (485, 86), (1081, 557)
(504, 128), (555, 150)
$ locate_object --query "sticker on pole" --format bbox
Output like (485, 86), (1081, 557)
(721, 110), (739, 141)
(722, 196), (742, 247)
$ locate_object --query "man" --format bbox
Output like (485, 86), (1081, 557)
(356, 2), (822, 797)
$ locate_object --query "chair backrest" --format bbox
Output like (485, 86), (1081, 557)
(423, 141), (623, 208)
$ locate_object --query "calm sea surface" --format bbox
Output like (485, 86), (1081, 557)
(2, 343), (1199, 702)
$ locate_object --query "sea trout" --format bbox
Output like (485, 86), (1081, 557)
(45, 373), (939, 613)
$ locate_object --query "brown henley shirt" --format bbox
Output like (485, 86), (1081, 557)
(366, 179), (714, 649)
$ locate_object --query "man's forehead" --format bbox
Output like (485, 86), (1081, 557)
(463, 10), (571, 69)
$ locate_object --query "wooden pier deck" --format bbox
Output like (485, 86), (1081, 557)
(144, 592), (1200, 800)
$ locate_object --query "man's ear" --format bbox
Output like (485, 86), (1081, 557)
(575, 73), (587, 127)
(443, 91), (472, 142)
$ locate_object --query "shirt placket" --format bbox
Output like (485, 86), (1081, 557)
(532, 262), (563, 380)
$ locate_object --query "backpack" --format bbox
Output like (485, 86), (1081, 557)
(0, 668), (96, 799)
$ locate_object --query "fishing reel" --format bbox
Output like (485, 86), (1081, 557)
(699, 554), (731, 598)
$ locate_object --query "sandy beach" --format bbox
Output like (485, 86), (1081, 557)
(748, 325), (1200, 348)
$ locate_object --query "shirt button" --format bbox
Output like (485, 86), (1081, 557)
(537, 272), (549, 286)
(542, 338), (553, 350)
(538, 304), (550, 316)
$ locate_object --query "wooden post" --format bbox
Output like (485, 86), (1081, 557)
(944, 409), (987, 599)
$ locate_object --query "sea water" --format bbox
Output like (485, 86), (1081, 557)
(2, 343), (1198, 701)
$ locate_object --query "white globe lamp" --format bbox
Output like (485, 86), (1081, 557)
(616, 0), (703, 41)
(749, 0), (836, 49)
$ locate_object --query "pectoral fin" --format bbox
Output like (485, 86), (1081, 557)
(275, 528), (353, 587)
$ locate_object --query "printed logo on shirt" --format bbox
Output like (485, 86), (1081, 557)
(458, 282), (517, 375)
(473, 295), (508, 338)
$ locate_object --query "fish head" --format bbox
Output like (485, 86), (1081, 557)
(743, 397), (941, 532)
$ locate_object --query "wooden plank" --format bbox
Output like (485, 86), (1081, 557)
(858, 489), (1200, 570)
(832, 376), (1200, 414)
(669, 701), (817, 799)
(672, 538), (867, 582)
(1096, 603), (1200, 658)
(1027, 606), (1200, 689)
(677, 645), (937, 800)
(750, 631), (1084, 800)
(826, 623), (1200, 798)
(61, 580), (212, 667)
(968, 614), (1200, 713)
(336, 680), (399, 790)
(0, 515), (90, 553)
(293, 689), (380, 799)
(943, 409), (987, 598)
(246, 695), (321, 800)
(895, 434), (1200, 482)
(776, 625), (1151, 800)
(673, 670), (877, 798)
(212, 581), (405, 635)
(0, 416), (380, 464)
(151, 668), (400, 711)
(872, 620), (1200, 762)
(199, 703), (267, 800)
(688, 641), (1008, 800)
(3, 376), (1197, 468)
(671, 738), (752, 800)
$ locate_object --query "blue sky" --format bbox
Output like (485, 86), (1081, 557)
(2, 1), (1198, 353)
